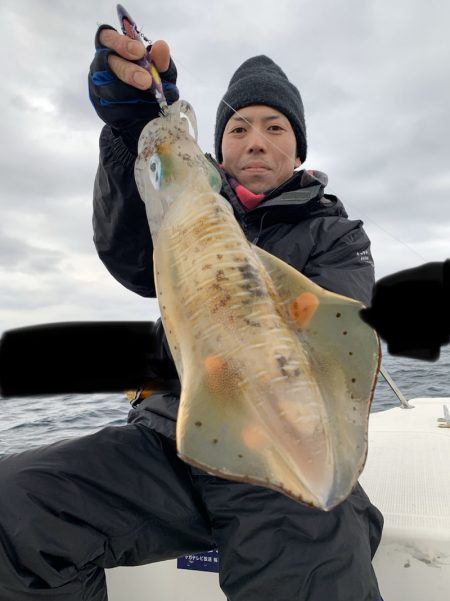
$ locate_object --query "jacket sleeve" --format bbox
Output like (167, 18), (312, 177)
(93, 125), (156, 297)
(303, 217), (375, 305)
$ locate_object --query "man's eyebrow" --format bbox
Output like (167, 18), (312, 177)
(230, 114), (283, 123)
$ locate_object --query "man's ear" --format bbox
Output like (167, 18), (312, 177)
(294, 157), (302, 168)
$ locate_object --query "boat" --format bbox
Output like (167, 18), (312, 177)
(106, 396), (450, 600)
(360, 396), (450, 600)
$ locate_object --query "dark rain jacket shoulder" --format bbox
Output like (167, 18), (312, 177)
(93, 126), (375, 306)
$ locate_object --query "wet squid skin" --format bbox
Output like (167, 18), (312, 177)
(135, 101), (380, 510)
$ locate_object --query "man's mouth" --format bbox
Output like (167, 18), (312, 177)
(242, 163), (271, 172)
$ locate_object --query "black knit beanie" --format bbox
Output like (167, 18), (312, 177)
(214, 55), (307, 164)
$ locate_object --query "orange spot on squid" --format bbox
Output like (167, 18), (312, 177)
(289, 292), (320, 329)
(241, 425), (267, 450)
(204, 355), (230, 394)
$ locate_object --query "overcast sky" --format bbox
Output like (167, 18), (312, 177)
(1, 0), (449, 335)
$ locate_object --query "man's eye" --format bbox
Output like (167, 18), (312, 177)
(268, 125), (284, 131)
(231, 127), (246, 134)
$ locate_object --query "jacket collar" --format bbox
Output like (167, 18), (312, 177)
(205, 154), (348, 222)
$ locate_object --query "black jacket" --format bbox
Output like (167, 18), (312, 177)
(93, 125), (375, 437)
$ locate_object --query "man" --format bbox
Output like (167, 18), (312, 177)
(361, 260), (450, 361)
(0, 26), (383, 601)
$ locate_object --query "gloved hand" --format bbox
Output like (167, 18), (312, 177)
(88, 25), (179, 151)
(360, 260), (450, 361)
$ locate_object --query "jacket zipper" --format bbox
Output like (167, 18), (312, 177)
(250, 211), (268, 245)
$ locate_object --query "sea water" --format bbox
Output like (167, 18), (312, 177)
(0, 344), (449, 455)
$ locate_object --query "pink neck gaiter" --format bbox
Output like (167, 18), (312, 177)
(227, 176), (266, 210)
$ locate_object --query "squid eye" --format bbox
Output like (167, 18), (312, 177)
(149, 155), (162, 189)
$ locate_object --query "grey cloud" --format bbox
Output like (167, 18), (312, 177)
(0, 232), (64, 274)
(1, 0), (450, 335)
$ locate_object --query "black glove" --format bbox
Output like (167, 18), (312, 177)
(360, 260), (450, 361)
(88, 25), (179, 151)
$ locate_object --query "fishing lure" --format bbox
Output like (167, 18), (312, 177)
(116, 3), (168, 112)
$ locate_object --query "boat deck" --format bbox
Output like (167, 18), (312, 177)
(360, 397), (450, 600)
(106, 398), (450, 600)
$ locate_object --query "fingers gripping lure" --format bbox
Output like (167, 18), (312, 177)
(116, 4), (168, 112)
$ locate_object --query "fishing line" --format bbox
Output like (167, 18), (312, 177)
(221, 98), (431, 260)
(219, 98), (302, 166)
(340, 201), (429, 262)
(170, 52), (301, 169)
(218, 98), (303, 199)
(170, 53), (431, 264)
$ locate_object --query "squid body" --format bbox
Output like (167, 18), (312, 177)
(134, 100), (380, 510)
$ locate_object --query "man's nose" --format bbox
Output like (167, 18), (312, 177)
(246, 129), (267, 152)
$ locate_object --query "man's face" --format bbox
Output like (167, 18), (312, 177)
(221, 105), (301, 194)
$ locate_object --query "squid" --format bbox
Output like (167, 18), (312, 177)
(134, 99), (380, 510)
